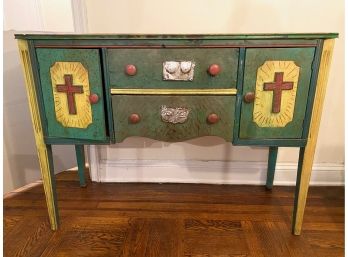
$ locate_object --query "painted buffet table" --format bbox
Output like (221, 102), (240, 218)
(16, 33), (337, 234)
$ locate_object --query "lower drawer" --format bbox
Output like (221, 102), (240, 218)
(112, 95), (235, 142)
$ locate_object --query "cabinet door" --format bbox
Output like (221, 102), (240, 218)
(36, 49), (107, 141)
(239, 48), (315, 140)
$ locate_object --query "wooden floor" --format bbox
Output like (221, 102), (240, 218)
(4, 170), (344, 257)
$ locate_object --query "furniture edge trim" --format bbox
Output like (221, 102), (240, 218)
(110, 88), (238, 95)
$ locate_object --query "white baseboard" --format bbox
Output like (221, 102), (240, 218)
(89, 159), (344, 186)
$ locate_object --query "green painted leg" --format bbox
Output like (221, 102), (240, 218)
(75, 145), (86, 187)
(292, 147), (310, 235)
(266, 146), (278, 190)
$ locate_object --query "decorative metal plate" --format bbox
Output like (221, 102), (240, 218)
(163, 61), (195, 81)
(161, 105), (190, 124)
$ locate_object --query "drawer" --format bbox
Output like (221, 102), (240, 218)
(36, 48), (107, 141)
(107, 48), (239, 89)
(112, 95), (235, 142)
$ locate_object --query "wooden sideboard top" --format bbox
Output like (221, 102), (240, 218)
(15, 33), (338, 40)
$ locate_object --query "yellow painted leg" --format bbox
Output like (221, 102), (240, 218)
(18, 40), (59, 230)
(292, 39), (335, 235)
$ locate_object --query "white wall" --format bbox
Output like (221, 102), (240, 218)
(3, 0), (76, 193)
(84, 0), (344, 184)
(3, 0), (344, 192)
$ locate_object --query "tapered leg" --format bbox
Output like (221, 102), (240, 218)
(38, 144), (59, 230)
(292, 39), (335, 235)
(75, 145), (86, 187)
(293, 147), (306, 235)
(266, 146), (278, 190)
(18, 40), (59, 230)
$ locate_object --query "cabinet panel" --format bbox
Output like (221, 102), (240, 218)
(36, 49), (107, 141)
(239, 48), (316, 139)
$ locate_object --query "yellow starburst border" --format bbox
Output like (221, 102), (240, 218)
(253, 61), (300, 127)
(50, 62), (92, 128)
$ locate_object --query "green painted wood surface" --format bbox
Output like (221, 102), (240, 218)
(15, 33), (338, 40)
(107, 48), (238, 89)
(30, 39), (319, 49)
(36, 48), (107, 141)
(75, 145), (86, 187)
(16, 33), (337, 50)
(112, 95), (235, 142)
(239, 47), (316, 139)
(266, 146), (278, 189)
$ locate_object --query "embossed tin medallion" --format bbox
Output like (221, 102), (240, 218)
(163, 61), (195, 81)
(161, 105), (190, 124)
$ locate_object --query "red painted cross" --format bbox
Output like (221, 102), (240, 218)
(56, 74), (84, 115)
(263, 72), (294, 113)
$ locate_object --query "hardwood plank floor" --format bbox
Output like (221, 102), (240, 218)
(4, 170), (344, 257)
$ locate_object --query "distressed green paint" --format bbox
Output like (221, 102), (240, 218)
(266, 146), (278, 189)
(239, 48), (316, 139)
(36, 48), (107, 141)
(107, 48), (238, 89)
(112, 95), (235, 142)
(75, 145), (86, 187)
(29, 39), (319, 49)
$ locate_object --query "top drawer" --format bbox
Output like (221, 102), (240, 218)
(107, 48), (239, 89)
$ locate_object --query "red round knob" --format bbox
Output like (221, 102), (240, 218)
(243, 92), (255, 103)
(207, 113), (219, 124)
(89, 93), (99, 104)
(129, 113), (141, 124)
(125, 64), (137, 76)
(208, 64), (221, 76)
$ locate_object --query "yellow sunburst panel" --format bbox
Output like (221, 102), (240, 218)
(50, 62), (92, 128)
(253, 61), (300, 127)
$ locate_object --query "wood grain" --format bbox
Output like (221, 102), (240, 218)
(3, 170), (344, 257)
